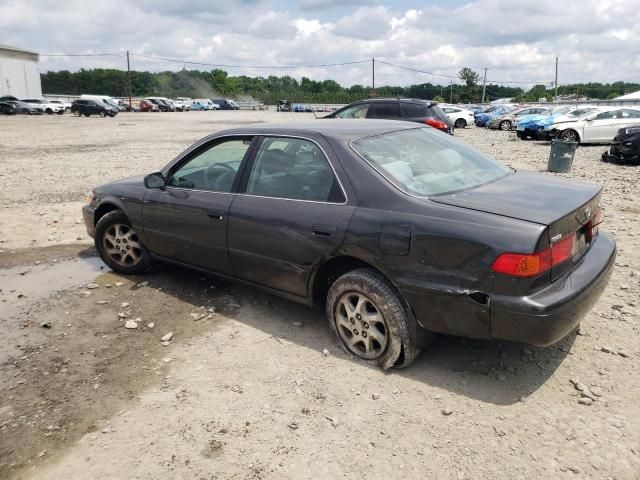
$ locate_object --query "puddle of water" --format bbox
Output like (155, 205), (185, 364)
(0, 256), (107, 320)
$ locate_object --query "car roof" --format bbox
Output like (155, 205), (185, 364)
(350, 97), (436, 106)
(225, 119), (422, 142)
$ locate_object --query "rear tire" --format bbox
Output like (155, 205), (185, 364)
(326, 269), (421, 369)
(73, 110), (81, 117)
(99, 111), (106, 118)
(499, 120), (511, 131)
(454, 118), (467, 128)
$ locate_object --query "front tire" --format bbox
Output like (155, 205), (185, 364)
(454, 118), (467, 128)
(326, 269), (420, 369)
(94, 210), (153, 274)
(499, 120), (511, 131)
(73, 110), (81, 117)
(559, 129), (579, 143)
(99, 111), (106, 118)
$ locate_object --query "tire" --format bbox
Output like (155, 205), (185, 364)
(454, 118), (467, 128)
(73, 110), (81, 117)
(57, 110), (64, 115)
(326, 269), (420, 369)
(84, 113), (90, 117)
(559, 129), (580, 143)
(499, 120), (511, 131)
(99, 111), (106, 118)
(45, 108), (53, 115)
(94, 210), (153, 274)
(65, 107), (71, 114)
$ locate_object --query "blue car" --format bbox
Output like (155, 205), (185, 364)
(516, 106), (574, 140)
(475, 106), (513, 127)
(292, 103), (307, 112)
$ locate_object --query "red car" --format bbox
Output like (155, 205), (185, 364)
(139, 99), (158, 112)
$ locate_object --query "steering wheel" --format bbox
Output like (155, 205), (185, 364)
(204, 163), (235, 189)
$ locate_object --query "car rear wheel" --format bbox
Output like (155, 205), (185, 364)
(560, 129), (579, 143)
(500, 120), (511, 131)
(454, 118), (467, 128)
(99, 111), (106, 118)
(45, 108), (53, 114)
(326, 269), (420, 369)
(65, 107), (71, 114)
(95, 210), (153, 274)
(73, 110), (81, 117)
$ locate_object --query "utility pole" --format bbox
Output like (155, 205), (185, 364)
(126, 50), (132, 110)
(372, 57), (375, 97)
(554, 56), (558, 102)
(450, 80), (453, 104)
(481, 67), (488, 104)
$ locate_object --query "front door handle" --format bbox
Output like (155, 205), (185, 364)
(207, 210), (224, 221)
(312, 225), (336, 237)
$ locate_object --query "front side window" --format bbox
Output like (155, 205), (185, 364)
(168, 138), (252, 192)
(335, 104), (369, 119)
(351, 127), (511, 197)
(245, 137), (345, 202)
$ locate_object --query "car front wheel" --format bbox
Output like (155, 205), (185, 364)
(95, 210), (153, 274)
(559, 129), (579, 143)
(326, 269), (420, 369)
(500, 120), (511, 130)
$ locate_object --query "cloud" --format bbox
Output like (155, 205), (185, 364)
(2, 0), (638, 88)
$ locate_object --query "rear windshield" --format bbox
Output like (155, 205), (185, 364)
(351, 127), (511, 197)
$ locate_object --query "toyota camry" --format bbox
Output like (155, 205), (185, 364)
(83, 120), (616, 369)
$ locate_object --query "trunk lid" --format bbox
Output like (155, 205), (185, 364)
(432, 170), (602, 279)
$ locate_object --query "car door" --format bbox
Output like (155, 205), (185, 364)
(583, 110), (618, 142)
(142, 136), (255, 274)
(227, 135), (355, 298)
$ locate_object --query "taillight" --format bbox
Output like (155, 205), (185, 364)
(492, 233), (577, 278)
(424, 117), (448, 130)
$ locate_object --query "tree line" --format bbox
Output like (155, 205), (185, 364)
(40, 67), (639, 104)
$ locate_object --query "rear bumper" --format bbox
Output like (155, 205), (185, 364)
(490, 232), (616, 346)
(82, 205), (96, 238)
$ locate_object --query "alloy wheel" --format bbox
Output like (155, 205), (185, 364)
(335, 292), (389, 360)
(561, 130), (578, 142)
(500, 120), (511, 131)
(102, 224), (142, 267)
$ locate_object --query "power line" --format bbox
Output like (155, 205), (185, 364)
(40, 53), (125, 57)
(375, 59), (459, 79)
(130, 53), (370, 69)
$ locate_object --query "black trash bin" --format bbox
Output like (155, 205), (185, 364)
(548, 139), (578, 173)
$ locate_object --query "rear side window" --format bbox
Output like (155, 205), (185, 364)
(595, 111), (617, 120)
(426, 105), (449, 122)
(402, 103), (427, 117)
(351, 127), (511, 197)
(334, 104), (369, 118)
(367, 102), (400, 118)
(246, 137), (345, 203)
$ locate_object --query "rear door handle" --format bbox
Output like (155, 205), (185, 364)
(312, 225), (336, 237)
(206, 210), (224, 221)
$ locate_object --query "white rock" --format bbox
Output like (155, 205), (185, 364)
(161, 332), (174, 342)
(322, 348), (330, 357)
(115, 281), (124, 287)
(120, 302), (130, 308)
(124, 320), (138, 329)
(147, 322), (155, 329)
(86, 283), (99, 289)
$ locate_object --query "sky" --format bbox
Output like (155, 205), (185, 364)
(1, 0), (639, 88)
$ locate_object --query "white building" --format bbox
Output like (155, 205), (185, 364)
(0, 44), (42, 99)
(613, 90), (640, 100)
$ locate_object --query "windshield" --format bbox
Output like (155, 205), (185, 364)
(351, 128), (512, 197)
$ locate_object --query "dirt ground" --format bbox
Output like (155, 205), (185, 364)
(0, 112), (639, 480)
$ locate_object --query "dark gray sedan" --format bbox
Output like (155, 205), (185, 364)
(83, 120), (615, 369)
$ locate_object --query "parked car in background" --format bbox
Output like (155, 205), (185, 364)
(277, 99), (291, 112)
(487, 107), (549, 131)
(211, 98), (239, 110)
(0, 101), (17, 115)
(139, 99), (158, 112)
(440, 106), (475, 128)
(516, 106), (574, 140)
(190, 99), (208, 111)
(49, 100), (72, 114)
(173, 99), (191, 111)
(540, 106), (601, 138)
(6, 100), (43, 114)
(83, 119), (615, 369)
(80, 94), (121, 111)
(71, 99), (118, 117)
(21, 98), (65, 115)
(146, 98), (172, 112)
(475, 106), (514, 127)
(324, 98), (453, 134)
(293, 103), (307, 112)
(602, 126), (640, 164)
(550, 107), (640, 143)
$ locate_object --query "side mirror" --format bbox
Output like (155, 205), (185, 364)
(144, 172), (165, 189)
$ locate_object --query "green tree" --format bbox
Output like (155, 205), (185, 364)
(457, 68), (480, 88)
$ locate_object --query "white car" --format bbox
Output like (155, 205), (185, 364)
(440, 106), (475, 128)
(551, 107), (640, 143)
(49, 100), (72, 113)
(21, 98), (65, 115)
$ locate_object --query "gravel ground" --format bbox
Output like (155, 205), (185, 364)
(0, 112), (638, 479)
